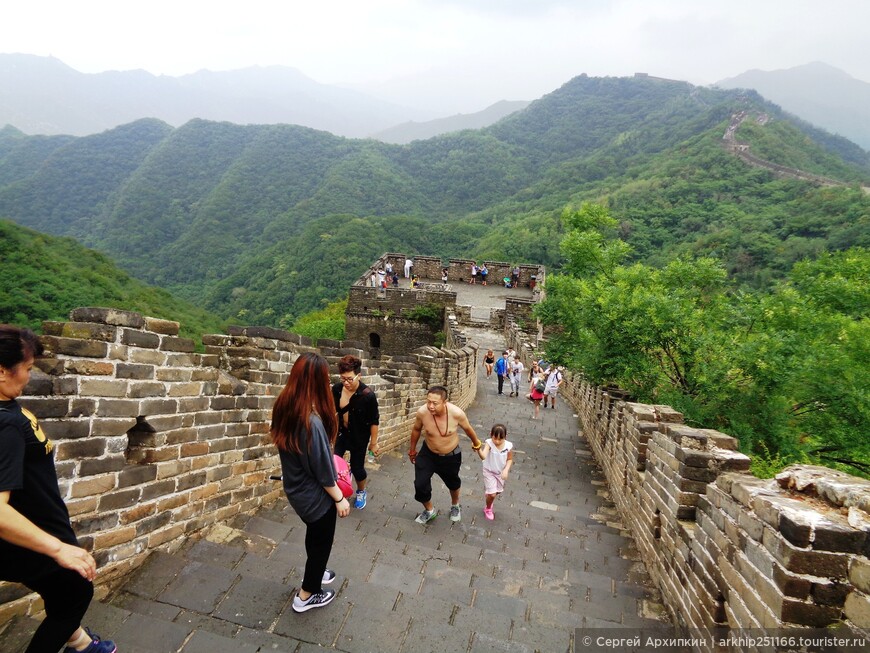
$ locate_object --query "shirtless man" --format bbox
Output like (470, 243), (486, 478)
(409, 386), (482, 524)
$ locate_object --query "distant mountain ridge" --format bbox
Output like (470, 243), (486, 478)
(1, 73), (868, 328)
(371, 100), (531, 144)
(716, 62), (870, 150)
(0, 53), (441, 138)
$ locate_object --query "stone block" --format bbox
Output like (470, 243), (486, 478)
(41, 336), (109, 358)
(121, 328), (160, 348)
(79, 454), (127, 476)
(80, 379), (128, 398)
(64, 360), (115, 376)
(160, 337), (196, 353)
(70, 307), (145, 328)
(98, 487), (142, 511)
(128, 382), (166, 398)
(844, 590), (870, 628)
(19, 397), (69, 418)
(69, 398), (96, 417)
(118, 464), (158, 488)
(117, 363), (155, 380)
(54, 438), (106, 461)
(761, 525), (849, 577)
(91, 417), (137, 436)
(41, 419), (91, 440)
(144, 317), (180, 335)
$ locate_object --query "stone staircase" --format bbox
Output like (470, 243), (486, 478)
(1, 328), (668, 652)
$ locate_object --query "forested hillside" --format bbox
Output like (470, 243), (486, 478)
(1, 74), (868, 328)
(0, 220), (226, 344)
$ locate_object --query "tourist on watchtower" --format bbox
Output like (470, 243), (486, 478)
(404, 257), (413, 279)
(271, 352), (350, 613)
(511, 265), (520, 289)
(470, 263), (478, 284)
(332, 355), (379, 510)
(480, 264), (488, 285)
(0, 325), (118, 653)
(408, 386), (482, 524)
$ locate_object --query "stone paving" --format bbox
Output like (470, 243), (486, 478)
(1, 327), (668, 653)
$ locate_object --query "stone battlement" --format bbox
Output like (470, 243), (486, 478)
(504, 317), (870, 641)
(1, 307), (477, 623)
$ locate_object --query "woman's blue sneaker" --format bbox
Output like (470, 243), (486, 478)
(354, 489), (367, 509)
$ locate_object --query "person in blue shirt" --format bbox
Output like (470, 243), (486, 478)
(494, 351), (509, 396)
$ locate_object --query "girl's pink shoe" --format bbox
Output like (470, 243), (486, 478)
(483, 507), (494, 520)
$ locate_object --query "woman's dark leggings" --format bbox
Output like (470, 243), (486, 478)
(24, 567), (94, 653)
(301, 504), (337, 594)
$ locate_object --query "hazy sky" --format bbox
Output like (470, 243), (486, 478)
(5, 0), (870, 114)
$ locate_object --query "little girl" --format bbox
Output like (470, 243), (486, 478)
(475, 424), (514, 520)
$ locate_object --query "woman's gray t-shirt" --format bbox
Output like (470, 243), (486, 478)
(278, 414), (336, 522)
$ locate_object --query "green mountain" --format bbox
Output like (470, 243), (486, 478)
(717, 62), (870, 151)
(1, 74), (869, 327)
(0, 219), (225, 343)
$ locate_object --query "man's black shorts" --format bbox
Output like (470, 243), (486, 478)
(413, 443), (462, 503)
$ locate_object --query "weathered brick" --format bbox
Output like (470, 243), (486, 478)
(80, 379), (128, 398)
(844, 590), (870, 627)
(119, 502), (157, 524)
(116, 363), (155, 380)
(141, 479), (177, 501)
(120, 328), (160, 348)
(40, 336), (109, 358)
(70, 308), (145, 328)
(65, 360), (114, 376)
(92, 526), (138, 549)
(160, 337), (195, 353)
(41, 419), (91, 440)
(98, 487), (142, 511)
(18, 397), (70, 419)
(144, 317), (179, 335)
(128, 382), (166, 398)
(54, 438), (107, 461)
(118, 464), (158, 488)
(90, 418), (137, 437)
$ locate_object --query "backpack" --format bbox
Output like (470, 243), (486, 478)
(535, 379), (546, 393)
(333, 454), (354, 497)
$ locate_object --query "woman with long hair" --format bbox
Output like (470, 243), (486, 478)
(271, 352), (350, 613)
(0, 325), (117, 652)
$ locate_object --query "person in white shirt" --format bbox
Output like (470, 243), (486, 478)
(543, 365), (564, 409)
(474, 424), (514, 520)
(508, 358), (524, 398)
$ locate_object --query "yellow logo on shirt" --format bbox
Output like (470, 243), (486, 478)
(21, 407), (53, 454)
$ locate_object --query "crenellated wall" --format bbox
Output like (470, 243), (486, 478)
(0, 307), (477, 623)
(505, 319), (870, 642)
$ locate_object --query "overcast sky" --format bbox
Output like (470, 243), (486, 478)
(4, 0), (869, 114)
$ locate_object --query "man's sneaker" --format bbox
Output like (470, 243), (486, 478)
(354, 489), (367, 509)
(415, 508), (437, 524)
(292, 589), (336, 613)
(450, 504), (462, 522)
(322, 568), (336, 585)
(483, 506), (494, 520)
(64, 629), (117, 653)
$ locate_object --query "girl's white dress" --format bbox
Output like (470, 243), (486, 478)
(482, 438), (513, 494)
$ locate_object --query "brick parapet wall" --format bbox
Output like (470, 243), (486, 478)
(560, 376), (870, 641)
(1, 306), (478, 623)
(503, 319), (870, 638)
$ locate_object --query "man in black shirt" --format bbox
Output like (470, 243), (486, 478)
(332, 355), (380, 510)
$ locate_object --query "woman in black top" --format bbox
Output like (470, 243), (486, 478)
(482, 349), (495, 378)
(271, 352), (350, 613)
(0, 325), (116, 653)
